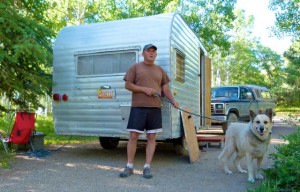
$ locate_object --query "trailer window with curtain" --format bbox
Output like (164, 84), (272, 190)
(76, 51), (137, 76)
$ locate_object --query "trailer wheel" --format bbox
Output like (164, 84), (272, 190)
(173, 137), (188, 156)
(99, 137), (120, 149)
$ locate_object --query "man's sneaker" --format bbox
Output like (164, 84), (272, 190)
(143, 167), (153, 179)
(119, 167), (133, 178)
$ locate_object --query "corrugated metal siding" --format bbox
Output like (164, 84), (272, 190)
(52, 13), (206, 140)
(169, 15), (203, 131)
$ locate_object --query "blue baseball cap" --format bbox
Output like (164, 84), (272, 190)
(143, 44), (157, 51)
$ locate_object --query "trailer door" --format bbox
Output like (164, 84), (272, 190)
(199, 50), (211, 127)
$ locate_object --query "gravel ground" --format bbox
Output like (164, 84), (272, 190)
(0, 116), (296, 192)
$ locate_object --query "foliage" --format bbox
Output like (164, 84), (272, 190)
(47, 0), (179, 33)
(1, 0), (238, 111)
(249, 118), (300, 192)
(0, 152), (14, 169)
(0, 113), (96, 168)
(212, 9), (284, 92)
(47, 0), (236, 56)
(180, 0), (236, 55)
(0, 0), (54, 112)
(275, 106), (300, 116)
(268, 0), (300, 106)
(0, 114), (97, 153)
(281, 41), (300, 106)
(35, 116), (97, 145)
(269, 0), (300, 40)
(1, 0), (299, 110)
(281, 114), (300, 127)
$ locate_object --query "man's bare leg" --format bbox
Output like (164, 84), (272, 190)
(145, 133), (156, 165)
(127, 131), (140, 164)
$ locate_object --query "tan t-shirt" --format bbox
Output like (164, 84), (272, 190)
(123, 62), (170, 108)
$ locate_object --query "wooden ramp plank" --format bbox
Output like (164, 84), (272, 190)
(196, 134), (225, 142)
(181, 107), (200, 163)
(197, 134), (225, 148)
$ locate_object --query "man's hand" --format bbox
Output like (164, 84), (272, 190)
(143, 87), (157, 96)
(172, 101), (180, 109)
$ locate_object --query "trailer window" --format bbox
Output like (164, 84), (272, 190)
(77, 51), (136, 75)
(176, 52), (185, 83)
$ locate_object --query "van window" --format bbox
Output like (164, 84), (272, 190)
(77, 51), (136, 75)
(175, 51), (185, 83)
(240, 87), (248, 99)
(211, 87), (238, 98)
(260, 90), (271, 99)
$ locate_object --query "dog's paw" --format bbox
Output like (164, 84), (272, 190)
(247, 178), (255, 183)
(238, 169), (247, 174)
(256, 174), (264, 180)
(225, 170), (233, 175)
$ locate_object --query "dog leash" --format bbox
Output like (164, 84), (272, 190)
(155, 93), (244, 123)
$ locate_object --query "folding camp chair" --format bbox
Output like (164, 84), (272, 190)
(1, 111), (36, 153)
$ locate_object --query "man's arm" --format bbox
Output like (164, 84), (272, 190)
(125, 81), (157, 96)
(162, 84), (179, 108)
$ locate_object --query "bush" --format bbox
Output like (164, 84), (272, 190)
(249, 116), (300, 192)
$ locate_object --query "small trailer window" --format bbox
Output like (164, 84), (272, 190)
(77, 51), (136, 75)
(175, 51), (185, 83)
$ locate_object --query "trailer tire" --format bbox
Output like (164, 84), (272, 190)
(173, 137), (188, 156)
(99, 137), (120, 149)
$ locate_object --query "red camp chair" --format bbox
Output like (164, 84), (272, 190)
(1, 111), (36, 153)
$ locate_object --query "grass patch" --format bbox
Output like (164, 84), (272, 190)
(275, 106), (300, 116)
(35, 116), (98, 145)
(0, 114), (97, 169)
(0, 151), (14, 169)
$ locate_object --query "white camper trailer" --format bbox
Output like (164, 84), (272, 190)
(52, 13), (211, 149)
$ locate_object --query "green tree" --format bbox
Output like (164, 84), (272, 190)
(278, 41), (300, 106)
(47, 0), (236, 55)
(47, 0), (178, 27)
(0, 0), (54, 111)
(269, 0), (300, 106)
(212, 9), (284, 94)
(269, 0), (300, 39)
(179, 0), (236, 54)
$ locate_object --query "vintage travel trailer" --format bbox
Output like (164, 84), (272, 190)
(52, 13), (211, 149)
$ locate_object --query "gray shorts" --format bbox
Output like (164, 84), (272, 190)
(127, 107), (162, 133)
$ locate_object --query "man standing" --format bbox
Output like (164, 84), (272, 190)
(120, 44), (179, 179)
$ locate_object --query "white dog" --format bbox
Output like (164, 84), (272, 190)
(218, 109), (273, 183)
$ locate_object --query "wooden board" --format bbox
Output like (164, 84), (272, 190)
(196, 134), (225, 142)
(181, 107), (200, 163)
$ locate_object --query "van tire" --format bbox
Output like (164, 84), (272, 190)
(99, 137), (119, 149)
(227, 113), (238, 122)
(223, 113), (238, 132)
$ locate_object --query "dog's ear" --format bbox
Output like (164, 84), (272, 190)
(265, 109), (273, 122)
(250, 110), (256, 122)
